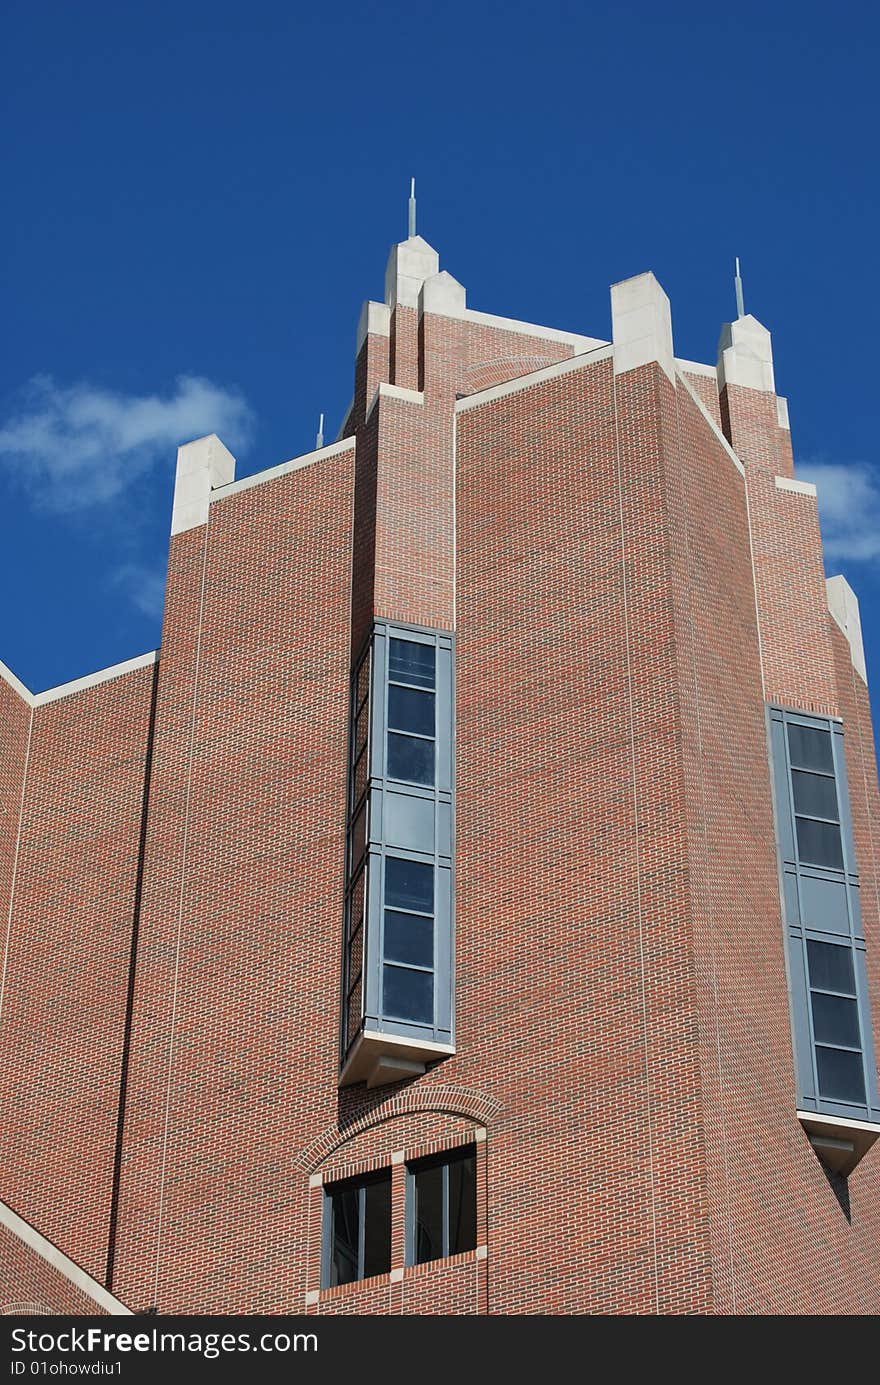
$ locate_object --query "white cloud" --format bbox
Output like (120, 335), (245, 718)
(109, 563), (168, 619)
(797, 460), (880, 565)
(0, 374), (253, 511)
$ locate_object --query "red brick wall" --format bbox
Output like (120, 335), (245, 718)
(0, 1222), (112, 1315)
(111, 449), (357, 1313)
(0, 666), (155, 1283)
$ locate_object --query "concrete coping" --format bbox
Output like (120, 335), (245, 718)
(365, 383), (424, 422)
(455, 344), (613, 413)
(1, 650), (159, 709)
(212, 436), (356, 502)
(0, 1199), (132, 1315)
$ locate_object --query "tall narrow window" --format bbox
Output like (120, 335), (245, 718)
(788, 723), (844, 870)
(323, 1170), (392, 1288)
(382, 856), (434, 1025)
(387, 637), (436, 786)
(807, 940), (866, 1106)
(407, 1146), (476, 1266)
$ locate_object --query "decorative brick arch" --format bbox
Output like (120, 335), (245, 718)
(0, 1301), (52, 1314)
(295, 1084), (502, 1174)
(461, 355), (563, 396)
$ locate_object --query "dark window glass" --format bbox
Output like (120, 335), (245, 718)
(385, 857), (434, 914)
(411, 1146), (477, 1266)
(350, 803), (367, 868)
(388, 684), (435, 737)
(811, 992), (862, 1049)
(807, 940), (856, 996)
(384, 910), (434, 968)
(383, 964), (433, 1023)
(795, 816), (844, 870)
(354, 702), (369, 760)
(788, 723), (835, 774)
(352, 744), (369, 806)
(387, 732), (434, 786)
(389, 638), (435, 689)
(355, 653), (370, 710)
(815, 1046), (866, 1105)
(346, 979), (362, 1046)
(329, 1184), (359, 1286)
(791, 770), (839, 821)
(348, 921), (363, 983)
(414, 1160), (444, 1265)
(363, 1177), (392, 1279)
(448, 1150), (477, 1256)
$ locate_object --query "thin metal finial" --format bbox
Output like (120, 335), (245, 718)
(408, 177), (416, 239)
(734, 256), (745, 319)
(316, 412), (324, 450)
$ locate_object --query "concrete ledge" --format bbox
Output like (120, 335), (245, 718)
(717, 314), (775, 394)
(611, 272), (675, 385)
(339, 1029), (454, 1089)
(0, 1199), (132, 1315)
(827, 575), (868, 683)
(676, 357), (718, 380)
(356, 301), (392, 354)
(34, 650), (159, 707)
(365, 382), (425, 422)
(455, 345), (613, 413)
(463, 307), (604, 353)
(775, 476), (816, 497)
(0, 658), (33, 706)
(212, 437), (356, 502)
(675, 370), (745, 477)
(798, 1110), (880, 1177)
(777, 396), (790, 430)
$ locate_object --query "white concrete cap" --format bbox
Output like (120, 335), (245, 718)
(384, 235), (440, 309)
(611, 272), (675, 384)
(717, 314), (775, 394)
(171, 434), (236, 536)
(420, 269), (467, 319)
(776, 396), (790, 430)
(356, 300), (392, 354)
(827, 574), (868, 683)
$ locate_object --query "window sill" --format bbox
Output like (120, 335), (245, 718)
(339, 1029), (455, 1088)
(798, 1110), (880, 1175)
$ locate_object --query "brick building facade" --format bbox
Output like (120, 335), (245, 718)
(0, 231), (878, 1315)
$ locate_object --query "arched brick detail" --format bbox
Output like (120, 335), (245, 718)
(295, 1084), (502, 1174)
(0, 1301), (52, 1314)
(462, 355), (561, 396)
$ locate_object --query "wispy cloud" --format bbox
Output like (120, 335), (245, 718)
(798, 460), (880, 566)
(0, 374), (253, 512)
(109, 562), (168, 619)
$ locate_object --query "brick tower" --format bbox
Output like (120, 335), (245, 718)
(1, 223), (878, 1315)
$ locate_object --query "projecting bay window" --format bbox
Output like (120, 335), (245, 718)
(768, 706), (880, 1173)
(341, 624), (454, 1089)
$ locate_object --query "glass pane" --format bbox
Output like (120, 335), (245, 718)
(387, 732), (435, 786)
(352, 744), (369, 806)
(807, 940), (856, 996)
(346, 978), (362, 1045)
(815, 1045), (866, 1105)
(385, 856), (434, 914)
(384, 910), (433, 968)
(788, 723), (834, 774)
(330, 1185), (359, 1286)
(388, 684), (435, 737)
(354, 703), (369, 760)
(350, 803), (367, 868)
(795, 816), (844, 870)
(349, 869), (366, 937)
(363, 1176), (391, 1279)
(356, 652), (370, 709)
(348, 922), (363, 985)
(448, 1150), (477, 1256)
(414, 1162), (444, 1264)
(389, 638), (435, 690)
(811, 992), (861, 1049)
(791, 770), (838, 821)
(383, 964), (433, 1023)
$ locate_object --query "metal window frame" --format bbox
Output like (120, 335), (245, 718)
(405, 1145), (476, 1267)
(321, 1169), (391, 1290)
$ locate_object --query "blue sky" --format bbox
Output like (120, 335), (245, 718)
(2, 0), (879, 726)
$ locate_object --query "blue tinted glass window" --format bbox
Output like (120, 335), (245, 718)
(792, 770), (839, 821)
(815, 1046), (866, 1105)
(388, 684), (435, 737)
(384, 911), (434, 968)
(795, 816), (844, 870)
(388, 732), (434, 786)
(807, 940), (856, 995)
(811, 993), (862, 1049)
(788, 724), (835, 774)
(389, 638), (435, 689)
(383, 965), (433, 1023)
(385, 857), (434, 913)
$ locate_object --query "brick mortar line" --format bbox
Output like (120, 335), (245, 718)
(611, 369), (659, 1314)
(0, 703), (34, 1029)
(152, 517), (212, 1307)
